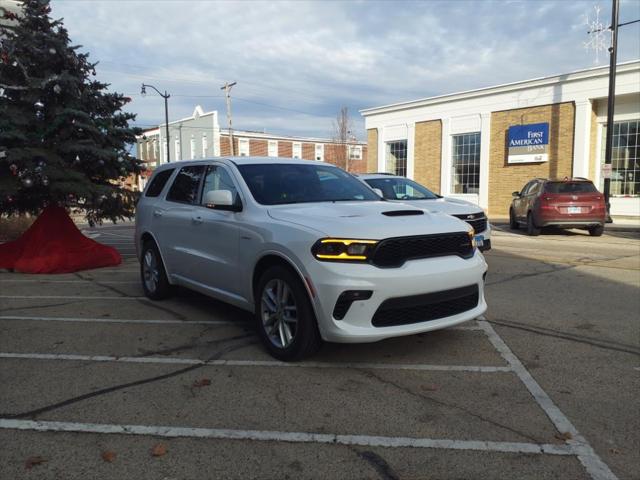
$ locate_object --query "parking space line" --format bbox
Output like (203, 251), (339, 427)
(0, 280), (138, 284)
(477, 318), (617, 480)
(0, 352), (513, 373)
(0, 419), (574, 456)
(0, 316), (244, 325)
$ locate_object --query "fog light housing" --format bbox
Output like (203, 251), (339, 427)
(333, 290), (373, 320)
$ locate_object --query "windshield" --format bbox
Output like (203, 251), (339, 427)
(237, 163), (381, 205)
(545, 182), (598, 194)
(365, 177), (439, 200)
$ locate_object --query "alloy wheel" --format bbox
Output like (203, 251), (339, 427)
(142, 250), (160, 293)
(260, 278), (298, 349)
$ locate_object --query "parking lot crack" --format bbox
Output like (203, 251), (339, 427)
(357, 369), (542, 444)
(351, 448), (400, 480)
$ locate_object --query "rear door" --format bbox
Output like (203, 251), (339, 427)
(154, 165), (206, 278)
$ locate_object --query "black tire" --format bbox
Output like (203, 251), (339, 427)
(526, 212), (541, 236)
(255, 265), (321, 361)
(140, 241), (172, 300)
(509, 208), (519, 230)
(588, 225), (604, 237)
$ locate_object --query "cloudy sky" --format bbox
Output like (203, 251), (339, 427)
(50, 0), (640, 140)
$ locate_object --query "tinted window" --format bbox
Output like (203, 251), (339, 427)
(545, 182), (598, 194)
(145, 169), (175, 197)
(201, 165), (239, 205)
(365, 177), (439, 200)
(527, 182), (541, 195)
(237, 163), (380, 205)
(166, 166), (205, 204)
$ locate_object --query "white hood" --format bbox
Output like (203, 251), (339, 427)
(267, 201), (471, 239)
(394, 197), (485, 216)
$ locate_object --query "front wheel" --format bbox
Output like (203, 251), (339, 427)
(526, 212), (541, 236)
(255, 265), (321, 361)
(588, 225), (604, 237)
(140, 241), (172, 300)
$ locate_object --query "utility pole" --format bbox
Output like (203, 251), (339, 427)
(602, 0), (619, 222)
(220, 81), (237, 156)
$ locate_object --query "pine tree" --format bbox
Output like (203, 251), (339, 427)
(0, 0), (143, 225)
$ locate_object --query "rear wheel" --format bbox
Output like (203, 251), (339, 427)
(526, 212), (541, 236)
(140, 241), (171, 300)
(509, 208), (519, 230)
(255, 265), (321, 361)
(588, 225), (604, 237)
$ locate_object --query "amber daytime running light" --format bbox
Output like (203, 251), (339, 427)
(312, 239), (378, 261)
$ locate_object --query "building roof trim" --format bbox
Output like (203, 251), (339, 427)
(360, 60), (640, 117)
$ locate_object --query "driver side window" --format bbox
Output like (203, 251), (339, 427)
(201, 165), (239, 205)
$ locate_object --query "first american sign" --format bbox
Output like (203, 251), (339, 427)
(508, 122), (549, 164)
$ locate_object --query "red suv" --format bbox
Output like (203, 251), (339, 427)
(509, 178), (606, 236)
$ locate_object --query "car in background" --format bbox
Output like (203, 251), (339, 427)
(357, 173), (491, 251)
(136, 158), (487, 361)
(509, 178), (606, 236)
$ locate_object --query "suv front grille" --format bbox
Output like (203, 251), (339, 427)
(452, 214), (487, 233)
(370, 232), (473, 268)
(372, 285), (479, 327)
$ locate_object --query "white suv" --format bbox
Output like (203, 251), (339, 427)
(135, 158), (488, 360)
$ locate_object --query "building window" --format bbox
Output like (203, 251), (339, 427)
(174, 137), (181, 161)
(292, 142), (302, 159)
(385, 140), (407, 177)
(238, 138), (250, 156)
(190, 135), (196, 160)
(451, 132), (480, 194)
(349, 145), (362, 160)
(602, 120), (639, 196)
(202, 133), (208, 158)
(268, 140), (278, 157)
(153, 139), (159, 161)
(315, 143), (324, 161)
(139, 142), (146, 161)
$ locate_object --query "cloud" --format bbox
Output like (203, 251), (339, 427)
(50, 0), (640, 139)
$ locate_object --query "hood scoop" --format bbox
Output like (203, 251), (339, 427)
(382, 210), (424, 217)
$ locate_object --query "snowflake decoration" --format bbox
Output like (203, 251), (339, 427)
(584, 5), (609, 65)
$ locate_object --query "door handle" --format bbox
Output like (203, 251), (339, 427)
(153, 210), (163, 217)
(192, 215), (203, 225)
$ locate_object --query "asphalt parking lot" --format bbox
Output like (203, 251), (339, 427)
(0, 224), (638, 480)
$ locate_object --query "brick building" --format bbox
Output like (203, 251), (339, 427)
(135, 106), (367, 190)
(361, 61), (640, 218)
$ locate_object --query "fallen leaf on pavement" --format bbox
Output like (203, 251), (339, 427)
(25, 456), (47, 469)
(420, 384), (439, 392)
(101, 450), (117, 462)
(555, 432), (573, 441)
(609, 448), (621, 455)
(192, 378), (211, 388)
(151, 443), (167, 457)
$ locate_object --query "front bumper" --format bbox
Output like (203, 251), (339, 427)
(305, 251), (488, 343)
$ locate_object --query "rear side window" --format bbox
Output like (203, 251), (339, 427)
(145, 169), (175, 197)
(166, 166), (206, 204)
(545, 182), (597, 194)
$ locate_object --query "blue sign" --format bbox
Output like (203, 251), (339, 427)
(508, 122), (549, 163)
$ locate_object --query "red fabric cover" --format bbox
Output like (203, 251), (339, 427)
(0, 206), (121, 274)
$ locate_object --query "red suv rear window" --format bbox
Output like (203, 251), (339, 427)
(544, 182), (597, 194)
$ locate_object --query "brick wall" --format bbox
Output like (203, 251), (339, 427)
(489, 102), (575, 216)
(367, 129), (378, 173)
(249, 139), (268, 156)
(302, 143), (315, 160)
(414, 120), (442, 193)
(278, 141), (292, 157)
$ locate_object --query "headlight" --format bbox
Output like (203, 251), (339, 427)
(312, 238), (378, 262)
(468, 229), (477, 249)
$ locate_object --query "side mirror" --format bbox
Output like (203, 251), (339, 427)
(204, 190), (241, 212)
(372, 188), (384, 197)
(512, 191), (521, 197)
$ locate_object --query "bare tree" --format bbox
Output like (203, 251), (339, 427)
(332, 106), (355, 170)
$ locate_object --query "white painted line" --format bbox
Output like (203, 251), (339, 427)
(0, 316), (243, 326)
(634, 367), (640, 371)
(0, 352), (513, 373)
(96, 232), (132, 239)
(477, 318), (617, 480)
(0, 295), (146, 300)
(0, 419), (574, 456)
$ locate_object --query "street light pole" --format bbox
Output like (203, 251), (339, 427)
(141, 83), (171, 163)
(602, 0), (619, 221)
(220, 81), (237, 156)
